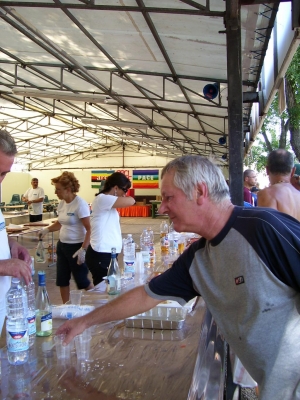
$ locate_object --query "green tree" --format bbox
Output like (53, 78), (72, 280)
(250, 45), (300, 170)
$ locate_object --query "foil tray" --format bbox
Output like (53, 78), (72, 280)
(125, 306), (188, 330)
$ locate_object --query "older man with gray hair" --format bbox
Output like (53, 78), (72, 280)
(0, 130), (32, 334)
(57, 155), (300, 400)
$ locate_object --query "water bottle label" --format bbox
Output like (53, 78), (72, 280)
(41, 313), (52, 331)
(7, 330), (29, 352)
(124, 262), (135, 273)
(27, 315), (36, 335)
(108, 276), (115, 291)
(116, 277), (121, 291)
(141, 250), (150, 263)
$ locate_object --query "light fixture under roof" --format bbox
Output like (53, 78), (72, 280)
(12, 88), (111, 103)
(121, 136), (169, 145)
(81, 119), (148, 129)
(0, 120), (8, 126)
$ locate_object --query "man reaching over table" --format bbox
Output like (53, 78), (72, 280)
(257, 149), (300, 221)
(0, 130), (32, 334)
(57, 155), (300, 400)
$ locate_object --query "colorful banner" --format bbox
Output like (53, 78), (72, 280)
(91, 170), (114, 189)
(132, 169), (159, 189)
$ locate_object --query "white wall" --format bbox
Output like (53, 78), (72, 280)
(1, 172), (32, 204)
(1, 168), (161, 205)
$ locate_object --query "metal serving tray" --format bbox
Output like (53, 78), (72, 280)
(125, 306), (188, 330)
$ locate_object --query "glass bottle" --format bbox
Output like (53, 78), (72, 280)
(35, 271), (52, 336)
(35, 239), (45, 263)
(107, 248), (121, 295)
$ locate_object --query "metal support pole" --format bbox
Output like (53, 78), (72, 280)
(226, 0), (244, 206)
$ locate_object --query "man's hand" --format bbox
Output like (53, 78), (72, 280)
(72, 247), (86, 265)
(0, 258), (32, 285)
(9, 239), (31, 264)
(56, 316), (88, 344)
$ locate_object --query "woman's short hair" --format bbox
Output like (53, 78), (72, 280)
(51, 171), (80, 193)
(100, 172), (131, 194)
(161, 155), (230, 203)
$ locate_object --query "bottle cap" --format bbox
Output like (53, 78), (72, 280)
(38, 271), (46, 286)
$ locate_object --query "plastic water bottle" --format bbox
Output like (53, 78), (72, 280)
(169, 222), (179, 255)
(140, 229), (151, 269)
(160, 220), (169, 253)
(35, 271), (52, 336)
(7, 363), (32, 399)
(6, 278), (29, 365)
(123, 234), (135, 280)
(23, 259), (36, 347)
(107, 247), (121, 295)
(35, 239), (45, 263)
(147, 226), (156, 266)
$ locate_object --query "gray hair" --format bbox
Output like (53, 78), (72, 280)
(243, 169), (255, 180)
(161, 155), (230, 203)
(0, 130), (17, 156)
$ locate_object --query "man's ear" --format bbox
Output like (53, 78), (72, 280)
(195, 182), (207, 204)
(265, 166), (270, 176)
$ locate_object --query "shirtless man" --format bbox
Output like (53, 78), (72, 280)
(257, 149), (300, 221)
(291, 163), (300, 191)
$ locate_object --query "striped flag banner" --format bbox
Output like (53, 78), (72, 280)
(132, 170), (159, 189)
(91, 170), (115, 189)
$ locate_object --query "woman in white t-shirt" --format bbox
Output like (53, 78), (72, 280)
(86, 172), (135, 286)
(39, 172), (93, 303)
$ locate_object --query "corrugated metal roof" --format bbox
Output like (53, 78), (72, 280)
(0, 1), (279, 169)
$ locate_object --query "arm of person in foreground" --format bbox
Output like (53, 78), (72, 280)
(8, 237), (31, 264)
(257, 188), (277, 210)
(56, 286), (161, 344)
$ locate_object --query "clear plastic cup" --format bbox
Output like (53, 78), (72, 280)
(75, 334), (92, 361)
(54, 334), (73, 360)
(69, 290), (82, 305)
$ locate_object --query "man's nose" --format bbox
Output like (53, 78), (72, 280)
(158, 202), (166, 214)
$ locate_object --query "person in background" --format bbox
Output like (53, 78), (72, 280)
(58, 155), (300, 400)
(22, 178), (45, 222)
(0, 130), (32, 334)
(257, 149), (300, 221)
(250, 186), (259, 207)
(243, 169), (257, 205)
(291, 163), (300, 191)
(39, 172), (93, 303)
(85, 172), (135, 286)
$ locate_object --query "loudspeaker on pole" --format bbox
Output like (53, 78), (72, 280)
(203, 83), (219, 100)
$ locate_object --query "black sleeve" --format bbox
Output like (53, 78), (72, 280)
(235, 209), (300, 291)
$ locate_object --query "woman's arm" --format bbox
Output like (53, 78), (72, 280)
(80, 216), (91, 249)
(112, 196), (135, 208)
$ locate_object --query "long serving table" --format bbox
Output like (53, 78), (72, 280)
(6, 217), (57, 267)
(4, 204), (25, 211)
(0, 283), (226, 399)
